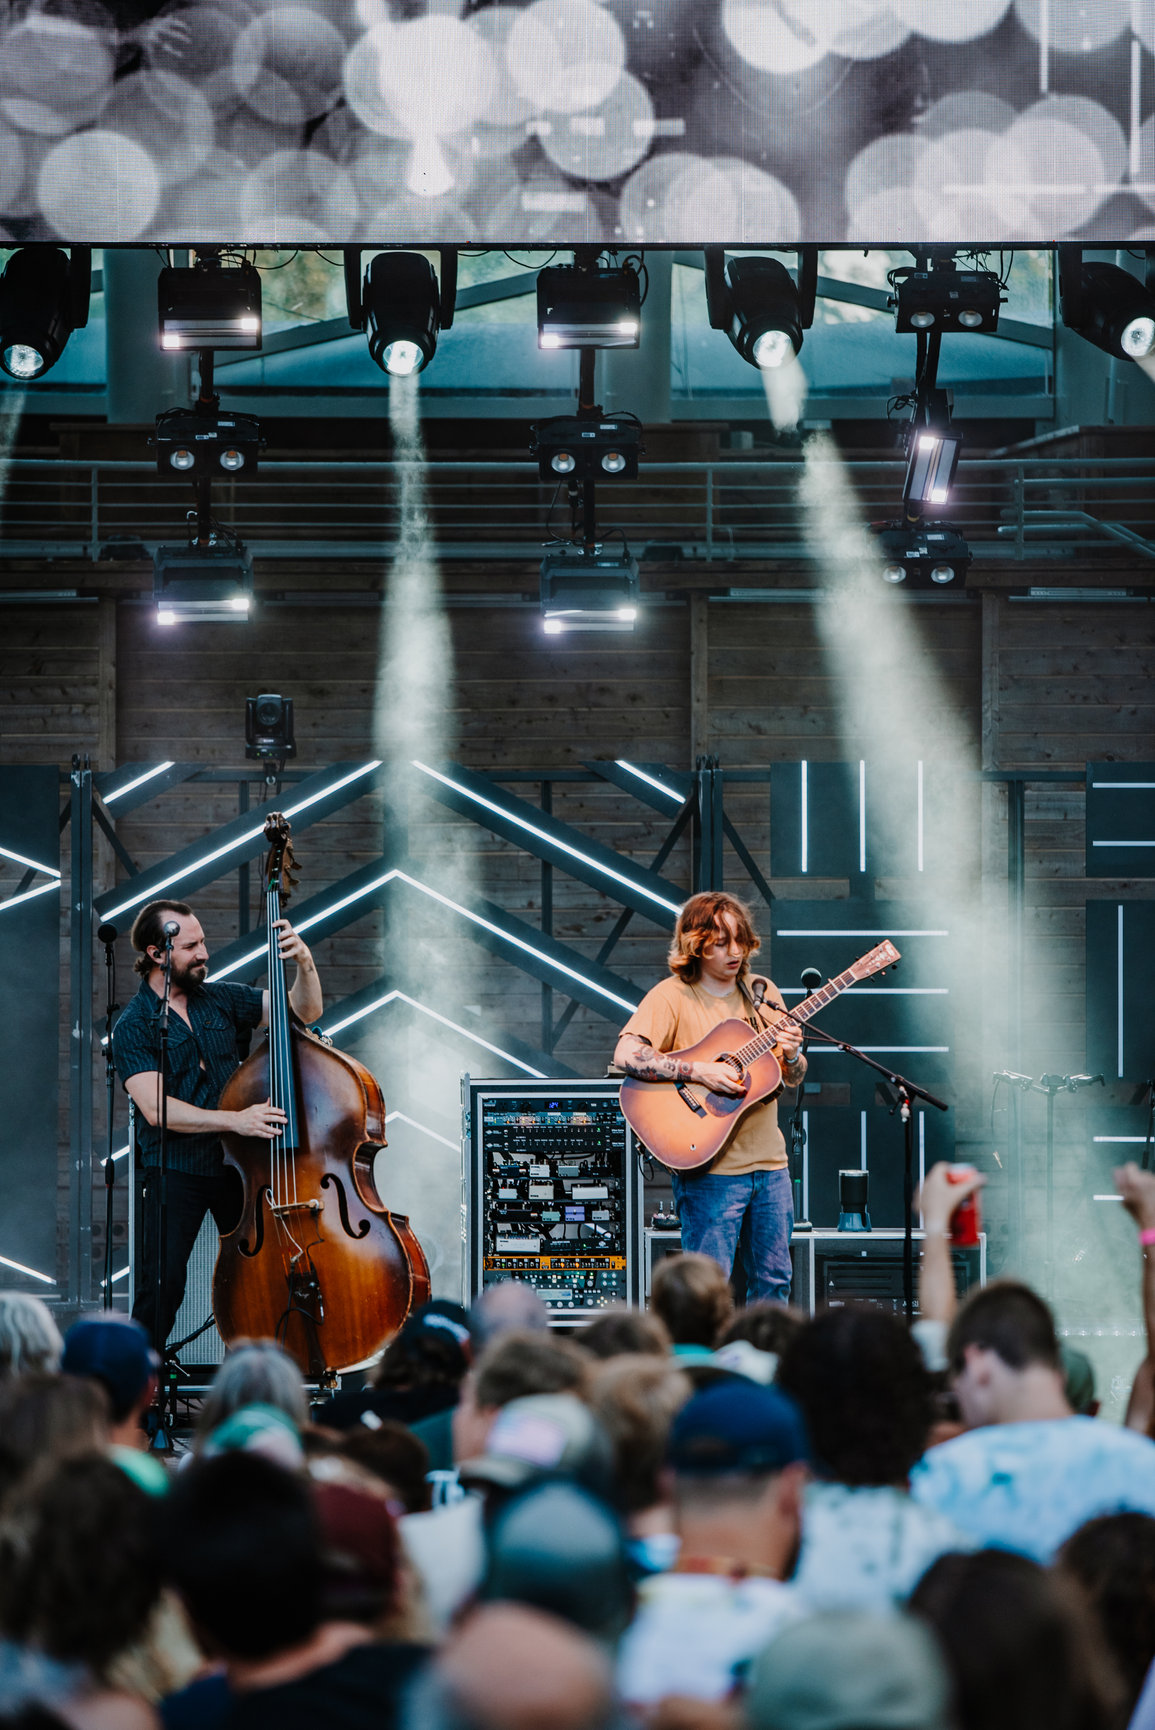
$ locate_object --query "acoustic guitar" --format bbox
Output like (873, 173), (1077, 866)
(619, 940), (901, 1172)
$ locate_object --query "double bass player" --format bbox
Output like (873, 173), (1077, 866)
(112, 898), (322, 1352)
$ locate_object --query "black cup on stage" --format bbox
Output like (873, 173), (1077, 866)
(838, 1169), (872, 1233)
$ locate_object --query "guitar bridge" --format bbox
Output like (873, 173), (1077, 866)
(676, 1084), (707, 1117)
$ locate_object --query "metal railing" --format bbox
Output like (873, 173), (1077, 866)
(0, 457), (1152, 564)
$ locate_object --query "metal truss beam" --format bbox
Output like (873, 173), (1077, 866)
(319, 980), (573, 1081)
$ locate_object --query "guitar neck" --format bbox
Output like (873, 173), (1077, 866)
(737, 966), (860, 1063)
(265, 880), (300, 1151)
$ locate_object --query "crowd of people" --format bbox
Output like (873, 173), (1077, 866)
(3, 1159), (1155, 1730)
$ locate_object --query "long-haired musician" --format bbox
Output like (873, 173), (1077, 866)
(613, 891), (805, 1304)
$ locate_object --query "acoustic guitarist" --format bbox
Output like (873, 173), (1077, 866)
(613, 891), (805, 1304)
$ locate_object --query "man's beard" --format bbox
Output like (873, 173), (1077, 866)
(170, 961), (207, 993)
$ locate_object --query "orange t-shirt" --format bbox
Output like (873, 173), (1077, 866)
(619, 975), (788, 1174)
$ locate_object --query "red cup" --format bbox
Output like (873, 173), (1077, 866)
(946, 1164), (981, 1247)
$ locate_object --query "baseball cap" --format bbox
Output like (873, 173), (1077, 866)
(746, 1610), (951, 1730)
(459, 1393), (613, 1494)
(313, 1479), (402, 1622)
(480, 1479), (634, 1642)
(61, 1316), (158, 1423)
(667, 1379), (809, 1476)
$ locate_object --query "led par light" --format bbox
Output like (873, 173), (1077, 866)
(537, 265), (641, 350)
(158, 261), (262, 351)
(245, 693), (296, 760)
(153, 409), (262, 477)
(1059, 257), (1155, 361)
(874, 522), (971, 590)
(540, 547), (640, 632)
(153, 544), (254, 625)
(529, 415), (642, 481)
(903, 425), (962, 511)
(0, 247), (91, 381)
(890, 267), (1003, 333)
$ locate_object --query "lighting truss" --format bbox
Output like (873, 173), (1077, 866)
(540, 546), (640, 633)
(323, 986), (549, 1079)
(345, 249), (457, 377)
(530, 414), (642, 481)
(154, 408), (262, 478)
(874, 521), (972, 589)
(0, 246), (91, 381)
(537, 263), (641, 350)
(704, 248), (816, 370)
(890, 262), (1003, 333)
(158, 259), (262, 351)
(1059, 249), (1155, 361)
(153, 543), (254, 625)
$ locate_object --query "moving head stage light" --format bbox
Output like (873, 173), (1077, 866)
(874, 522), (971, 589)
(530, 415), (642, 481)
(903, 422), (962, 512)
(153, 544), (254, 625)
(345, 249), (457, 377)
(0, 246), (91, 381)
(704, 248), (816, 369)
(537, 263), (641, 350)
(153, 409), (262, 477)
(158, 260), (262, 351)
(889, 263), (1003, 333)
(1059, 249), (1155, 361)
(246, 693), (296, 761)
(540, 547), (639, 633)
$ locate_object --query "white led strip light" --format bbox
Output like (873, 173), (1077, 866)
(0, 1254), (55, 1285)
(413, 760), (680, 916)
(384, 1110), (460, 1151)
(103, 762), (176, 805)
(614, 760), (684, 804)
(325, 987), (548, 1078)
(0, 844), (60, 877)
(0, 879), (60, 915)
(103, 760), (382, 921)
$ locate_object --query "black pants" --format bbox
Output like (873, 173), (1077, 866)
(132, 1166), (243, 1354)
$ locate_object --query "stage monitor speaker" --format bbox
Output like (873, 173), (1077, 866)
(796, 1229), (985, 1318)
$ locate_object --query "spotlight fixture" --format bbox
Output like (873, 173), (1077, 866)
(540, 547), (640, 632)
(153, 543), (254, 625)
(344, 249), (457, 377)
(873, 522), (971, 590)
(0, 247), (91, 381)
(704, 248), (816, 370)
(903, 423), (962, 512)
(1058, 250), (1155, 361)
(157, 260), (262, 351)
(889, 263), (1003, 334)
(245, 693), (296, 761)
(153, 408), (262, 477)
(529, 414), (642, 481)
(537, 264), (641, 350)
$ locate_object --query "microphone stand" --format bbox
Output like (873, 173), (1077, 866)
(153, 931), (176, 1451)
(1143, 1075), (1154, 1173)
(98, 925), (119, 1310)
(788, 973), (820, 1233)
(786, 1015), (947, 1321)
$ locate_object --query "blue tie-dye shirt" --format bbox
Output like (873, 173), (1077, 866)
(909, 1417), (1155, 1562)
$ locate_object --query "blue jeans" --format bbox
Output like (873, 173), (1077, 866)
(671, 1167), (794, 1304)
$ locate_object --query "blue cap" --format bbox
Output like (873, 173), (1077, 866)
(668, 1378), (809, 1476)
(61, 1316), (158, 1423)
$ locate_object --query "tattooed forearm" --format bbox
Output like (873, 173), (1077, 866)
(621, 1050), (696, 1083)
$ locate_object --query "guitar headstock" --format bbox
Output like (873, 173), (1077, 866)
(850, 939), (901, 981)
(262, 811), (298, 903)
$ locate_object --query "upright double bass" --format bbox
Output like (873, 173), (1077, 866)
(214, 813), (430, 1378)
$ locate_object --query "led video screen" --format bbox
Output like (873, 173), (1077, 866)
(1, 1), (1153, 245)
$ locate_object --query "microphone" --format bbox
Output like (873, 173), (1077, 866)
(800, 967), (822, 994)
(97, 923), (118, 946)
(162, 920), (180, 937)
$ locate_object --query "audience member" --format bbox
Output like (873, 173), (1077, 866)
(337, 1421), (432, 1513)
(586, 1354), (691, 1573)
(1058, 1512), (1155, 1719)
(909, 1281), (1155, 1559)
(617, 1379), (808, 1707)
(479, 1479), (634, 1643)
(412, 1604), (614, 1730)
(467, 1281), (550, 1354)
(580, 1307), (671, 1361)
(0, 1375), (109, 1505)
(194, 1341), (309, 1448)
(716, 1301), (805, 1358)
(458, 1392), (614, 1502)
(649, 1255), (734, 1353)
(326, 1303), (471, 1434)
(1114, 1164), (1155, 1435)
(451, 1330), (591, 1464)
(1062, 1344), (1100, 1418)
(776, 1306), (971, 1611)
(0, 1294), (63, 1380)
(910, 1548), (1124, 1730)
(60, 1317), (158, 1452)
(161, 1452), (428, 1730)
(746, 1609), (952, 1730)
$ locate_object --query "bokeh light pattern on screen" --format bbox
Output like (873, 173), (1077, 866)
(2, 0), (1155, 242)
